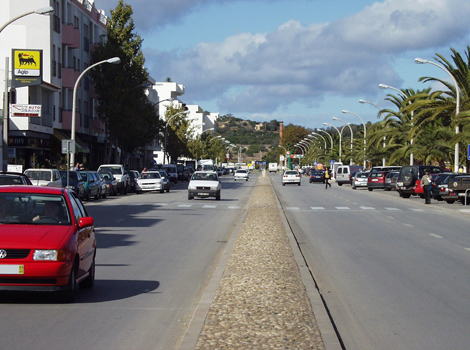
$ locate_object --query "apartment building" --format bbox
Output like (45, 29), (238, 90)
(0, 0), (108, 170)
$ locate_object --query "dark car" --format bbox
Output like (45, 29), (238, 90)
(99, 170), (118, 196)
(396, 165), (442, 198)
(79, 171), (102, 201)
(127, 170), (140, 193)
(309, 170), (325, 183)
(59, 170), (85, 199)
(384, 171), (400, 191)
(430, 172), (460, 202)
(0, 172), (33, 185)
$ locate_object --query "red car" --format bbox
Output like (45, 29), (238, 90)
(0, 186), (96, 302)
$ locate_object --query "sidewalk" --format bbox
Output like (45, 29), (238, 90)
(179, 173), (341, 350)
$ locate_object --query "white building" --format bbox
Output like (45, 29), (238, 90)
(0, 0), (108, 169)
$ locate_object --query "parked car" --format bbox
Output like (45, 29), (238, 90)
(79, 170), (102, 201)
(137, 171), (165, 193)
(430, 172), (460, 202)
(0, 172), (33, 185)
(351, 171), (369, 189)
(24, 168), (62, 187)
(442, 174), (470, 204)
(282, 170), (301, 186)
(188, 171), (221, 200)
(160, 164), (178, 183)
(396, 165), (442, 198)
(0, 186), (96, 302)
(59, 170), (85, 199)
(234, 169), (249, 181)
(157, 170), (171, 192)
(127, 170), (140, 193)
(384, 171), (400, 191)
(336, 165), (364, 186)
(367, 171), (389, 191)
(97, 164), (128, 195)
(99, 170), (118, 196)
(309, 170), (325, 183)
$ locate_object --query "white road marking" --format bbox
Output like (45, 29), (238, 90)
(203, 205), (217, 209)
(286, 207), (300, 210)
(360, 206), (375, 210)
(311, 207), (325, 210)
(429, 233), (443, 239)
(385, 207), (400, 211)
(178, 204), (192, 208)
(336, 207), (350, 210)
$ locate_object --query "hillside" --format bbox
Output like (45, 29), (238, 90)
(215, 115), (281, 163)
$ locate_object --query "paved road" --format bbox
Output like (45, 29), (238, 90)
(271, 174), (470, 350)
(0, 173), (255, 350)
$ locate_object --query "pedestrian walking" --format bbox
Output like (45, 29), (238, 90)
(421, 170), (432, 204)
(325, 167), (331, 189)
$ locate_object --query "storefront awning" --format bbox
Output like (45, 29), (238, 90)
(53, 129), (90, 153)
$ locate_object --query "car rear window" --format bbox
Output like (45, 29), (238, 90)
(370, 172), (384, 178)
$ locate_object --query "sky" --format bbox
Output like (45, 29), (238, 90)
(95, 0), (470, 130)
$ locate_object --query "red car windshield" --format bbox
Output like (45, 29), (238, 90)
(0, 193), (71, 225)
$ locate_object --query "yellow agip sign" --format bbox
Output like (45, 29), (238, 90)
(12, 49), (43, 87)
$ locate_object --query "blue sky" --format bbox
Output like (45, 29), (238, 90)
(96, 0), (470, 130)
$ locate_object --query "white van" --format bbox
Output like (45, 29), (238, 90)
(335, 165), (364, 186)
(24, 168), (62, 187)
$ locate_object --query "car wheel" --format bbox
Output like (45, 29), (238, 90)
(166, 187), (170, 192)
(160, 188), (164, 193)
(446, 199), (455, 204)
(368, 188), (373, 191)
(216, 192), (221, 200)
(246, 178), (248, 181)
(188, 193), (193, 200)
(298, 182), (300, 186)
(79, 258), (95, 289)
(338, 183), (343, 186)
(61, 261), (77, 303)
(124, 185), (128, 195)
(282, 183), (285, 186)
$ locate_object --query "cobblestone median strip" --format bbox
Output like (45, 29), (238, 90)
(189, 175), (329, 349)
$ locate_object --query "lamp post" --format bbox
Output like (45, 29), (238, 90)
(333, 117), (353, 165)
(342, 110), (367, 168)
(1, 6), (55, 172)
(360, 99), (386, 166)
(163, 110), (189, 164)
(378, 84), (414, 166)
(323, 123), (342, 163)
(415, 57), (461, 172)
(70, 57), (120, 168)
(316, 129), (333, 150)
(308, 133), (327, 153)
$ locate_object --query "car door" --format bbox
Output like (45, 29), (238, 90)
(68, 192), (95, 278)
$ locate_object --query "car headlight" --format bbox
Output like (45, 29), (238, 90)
(33, 250), (66, 261)
(210, 185), (219, 190)
(188, 184), (197, 190)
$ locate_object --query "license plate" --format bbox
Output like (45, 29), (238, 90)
(372, 179), (378, 182)
(0, 265), (24, 275)
(397, 182), (403, 186)
(198, 192), (209, 196)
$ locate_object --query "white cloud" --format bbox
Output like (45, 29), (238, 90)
(102, 0), (470, 120)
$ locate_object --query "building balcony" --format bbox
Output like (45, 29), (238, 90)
(61, 67), (80, 89)
(61, 109), (81, 132)
(62, 23), (80, 48)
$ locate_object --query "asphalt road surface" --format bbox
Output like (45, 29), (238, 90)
(0, 173), (254, 350)
(271, 173), (470, 350)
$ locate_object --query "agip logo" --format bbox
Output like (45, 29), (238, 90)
(12, 49), (43, 87)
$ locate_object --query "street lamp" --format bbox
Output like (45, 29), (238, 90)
(415, 57), (461, 172)
(332, 117), (353, 165)
(1, 6), (55, 171)
(163, 110), (189, 164)
(316, 129), (333, 150)
(308, 133), (327, 153)
(342, 110), (367, 168)
(379, 84), (414, 166)
(323, 123), (342, 163)
(360, 99), (386, 166)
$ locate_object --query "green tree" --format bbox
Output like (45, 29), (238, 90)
(90, 1), (159, 163)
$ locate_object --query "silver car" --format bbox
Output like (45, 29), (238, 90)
(352, 172), (369, 189)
